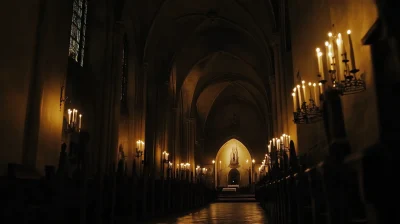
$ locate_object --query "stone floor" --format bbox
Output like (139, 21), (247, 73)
(147, 202), (268, 224)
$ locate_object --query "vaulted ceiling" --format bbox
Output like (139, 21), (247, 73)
(138, 0), (280, 139)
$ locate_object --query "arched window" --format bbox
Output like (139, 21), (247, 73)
(121, 34), (129, 106)
(68, 0), (88, 66)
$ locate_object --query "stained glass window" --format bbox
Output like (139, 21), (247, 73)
(68, 0), (88, 66)
(121, 34), (129, 104)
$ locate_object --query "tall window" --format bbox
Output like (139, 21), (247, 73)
(69, 0), (88, 66)
(121, 34), (129, 104)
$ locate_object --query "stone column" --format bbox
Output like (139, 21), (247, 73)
(272, 42), (283, 135)
(170, 107), (178, 176)
(188, 118), (196, 178)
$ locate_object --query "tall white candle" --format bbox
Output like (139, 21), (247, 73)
(68, 109), (72, 124)
(308, 82), (313, 102)
(347, 30), (356, 70)
(328, 32), (335, 60)
(318, 83), (323, 95)
(302, 85), (306, 104)
(313, 83), (318, 106)
(268, 145), (271, 153)
(316, 48), (324, 80)
(292, 92), (297, 112)
(336, 33), (344, 80)
(296, 85), (302, 107)
(325, 41), (330, 71)
(72, 109), (76, 125)
(79, 114), (82, 129)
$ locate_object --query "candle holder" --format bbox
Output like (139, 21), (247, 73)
(335, 52), (366, 95)
(65, 108), (82, 133)
(291, 81), (323, 124)
(135, 140), (144, 176)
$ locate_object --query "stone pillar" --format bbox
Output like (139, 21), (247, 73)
(188, 118), (196, 178)
(274, 42), (289, 134)
(170, 107), (178, 175)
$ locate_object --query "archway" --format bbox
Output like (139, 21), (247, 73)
(228, 169), (240, 185)
(215, 138), (252, 188)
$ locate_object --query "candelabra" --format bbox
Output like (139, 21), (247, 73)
(161, 151), (170, 178)
(316, 28), (366, 96)
(291, 81), (323, 124)
(65, 108), (82, 133)
(135, 140), (144, 176)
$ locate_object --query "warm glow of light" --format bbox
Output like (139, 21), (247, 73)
(316, 48), (320, 52)
(328, 52), (332, 57)
(317, 52), (323, 57)
(292, 93), (296, 97)
(313, 83), (316, 87)
(297, 85), (300, 88)
(325, 41), (329, 46)
(347, 30), (351, 34)
(338, 33), (342, 38)
(302, 85), (305, 89)
(212, 160), (215, 164)
(328, 32), (332, 37)
(252, 159), (255, 163)
(308, 82), (312, 86)
(301, 80), (305, 84)
(293, 87), (296, 92)
(318, 83), (322, 86)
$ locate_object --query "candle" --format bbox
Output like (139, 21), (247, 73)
(272, 138), (276, 146)
(277, 139), (280, 149)
(308, 82), (313, 102)
(80, 114), (83, 128)
(318, 82), (323, 95)
(68, 109), (72, 124)
(72, 109), (75, 124)
(74, 110), (78, 123)
(292, 92), (296, 112)
(328, 32), (335, 60)
(325, 41), (330, 71)
(347, 30), (356, 70)
(313, 83), (318, 106)
(336, 33), (344, 80)
(268, 145), (271, 153)
(302, 85), (306, 104)
(316, 48), (324, 80)
(296, 85), (302, 106)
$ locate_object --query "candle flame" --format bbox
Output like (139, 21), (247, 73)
(325, 41), (329, 46)
(318, 83), (322, 86)
(297, 85), (300, 88)
(338, 33), (342, 38)
(79, 114), (82, 117)
(301, 80), (305, 84)
(292, 92), (296, 97)
(316, 48), (320, 52)
(68, 109), (72, 114)
(313, 83), (316, 87)
(308, 82), (312, 86)
(302, 85), (305, 89)
(347, 30), (351, 34)
(293, 87), (296, 92)
(317, 52), (323, 57)
(328, 32), (332, 37)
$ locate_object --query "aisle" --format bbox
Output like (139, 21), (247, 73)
(147, 202), (268, 224)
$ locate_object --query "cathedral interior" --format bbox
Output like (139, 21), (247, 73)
(0, 0), (398, 223)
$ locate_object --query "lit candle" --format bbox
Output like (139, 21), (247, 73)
(316, 48), (324, 80)
(79, 114), (82, 129)
(302, 84), (306, 104)
(268, 145), (271, 153)
(347, 30), (356, 70)
(328, 32), (335, 60)
(68, 109), (72, 124)
(296, 85), (302, 106)
(325, 41), (330, 71)
(308, 82), (313, 102)
(336, 33), (344, 80)
(292, 92), (296, 112)
(72, 109), (75, 124)
(313, 83), (318, 106)
(272, 138), (276, 146)
(277, 139), (280, 149)
(74, 110), (78, 123)
(166, 153), (169, 161)
(318, 83), (323, 95)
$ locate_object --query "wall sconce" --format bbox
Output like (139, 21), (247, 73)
(59, 85), (68, 111)
(66, 108), (82, 133)
(291, 81), (323, 124)
(316, 27), (366, 95)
